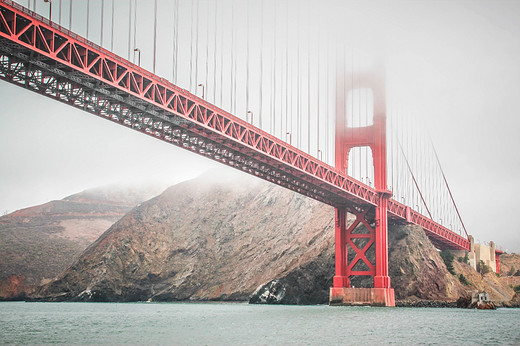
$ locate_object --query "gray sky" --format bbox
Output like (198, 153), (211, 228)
(1, 0), (519, 252)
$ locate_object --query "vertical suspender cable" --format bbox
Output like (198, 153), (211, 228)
(110, 0), (114, 52)
(272, 1), (277, 135)
(259, 0), (264, 128)
(232, 0), (237, 113)
(204, 0), (209, 102)
(127, 0), (131, 60)
(326, 36), (330, 163)
(86, 0), (89, 40)
(396, 108), (400, 197)
(246, 0), (250, 119)
(172, 0), (177, 82)
(391, 109), (394, 193)
(212, 0), (217, 101)
(58, 0), (62, 25)
(133, 0), (137, 59)
(280, 0), (285, 139)
(69, 0), (72, 30)
(175, 0), (179, 84)
(195, 0), (199, 93)
(307, 1), (311, 153)
(353, 52), (359, 179)
(100, 0), (104, 47)
(316, 6), (320, 158)
(194, 0), (200, 91)
(285, 0), (289, 140)
(362, 56), (366, 180)
(189, 1), (194, 91)
(366, 60), (370, 183)
(230, 0), (235, 112)
(296, 2), (300, 148)
(153, 0), (157, 74)
(219, 1), (223, 107)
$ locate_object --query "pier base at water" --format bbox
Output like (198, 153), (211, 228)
(329, 287), (395, 307)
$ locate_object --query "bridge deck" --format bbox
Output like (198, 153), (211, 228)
(0, 0), (469, 251)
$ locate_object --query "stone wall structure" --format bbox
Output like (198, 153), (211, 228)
(452, 236), (499, 273)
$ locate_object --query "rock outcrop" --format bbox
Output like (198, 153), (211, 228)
(0, 185), (161, 299)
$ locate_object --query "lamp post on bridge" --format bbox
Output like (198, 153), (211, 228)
(318, 149), (322, 161)
(133, 48), (141, 67)
(247, 111), (253, 124)
(43, 0), (51, 21)
(198, 84), (205, 99)
(286, 132), (291, 145)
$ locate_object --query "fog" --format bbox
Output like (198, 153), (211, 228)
(0, 0), (519, 252)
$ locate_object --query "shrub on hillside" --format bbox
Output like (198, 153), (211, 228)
(477, 260), (491, 275)
(457, 252), (470, 264)
(459, 274), (469, 285)
(440, 250), (455, 275)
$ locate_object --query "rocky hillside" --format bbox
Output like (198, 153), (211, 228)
(250, 224), (467, 304)
(0, 184), (162, 299)
(35, 169), (503, 305)
(500, 254), (520, 277)
(36, 171), (335, 302)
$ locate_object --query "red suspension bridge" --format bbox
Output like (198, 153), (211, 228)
(0, 0), (498, 306)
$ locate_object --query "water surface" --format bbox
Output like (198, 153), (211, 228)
(1, 302), (518, 345)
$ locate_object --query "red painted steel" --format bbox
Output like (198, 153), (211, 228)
(333, 57), (392, 296)
(0, 0), (470, 254)
(495, 250), (502, 274)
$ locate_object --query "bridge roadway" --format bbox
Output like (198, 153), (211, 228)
(0, 0), (470, 251)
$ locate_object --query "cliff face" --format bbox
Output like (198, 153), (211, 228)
(388, 225), (466, 301)
(0, 185), (161, 299)
(36, 170), (475, 304)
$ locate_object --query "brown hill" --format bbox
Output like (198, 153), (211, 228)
(36, 171), (334, 301)
(36, 170), (479, 304)
(0, 184), (162, 299)
(500, 254), (520, 276)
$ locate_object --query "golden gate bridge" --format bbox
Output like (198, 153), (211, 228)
(0, 0), (500, 306)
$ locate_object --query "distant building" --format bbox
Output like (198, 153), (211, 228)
(451, 236), (501, 273)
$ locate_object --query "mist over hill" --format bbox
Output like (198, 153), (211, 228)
(0, 184), (163, 299)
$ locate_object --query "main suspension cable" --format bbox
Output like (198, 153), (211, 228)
(398, 139), (433, 220)
(431, 140), (469, 237)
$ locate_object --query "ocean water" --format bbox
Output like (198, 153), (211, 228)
(0, 302), (519, 345)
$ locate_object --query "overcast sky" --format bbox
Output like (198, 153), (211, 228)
(1, 0), (519, 252)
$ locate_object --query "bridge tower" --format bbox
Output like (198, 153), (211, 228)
(330, 53), (395, 307)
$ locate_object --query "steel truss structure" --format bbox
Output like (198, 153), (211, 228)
(0, 0), (470, 257)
